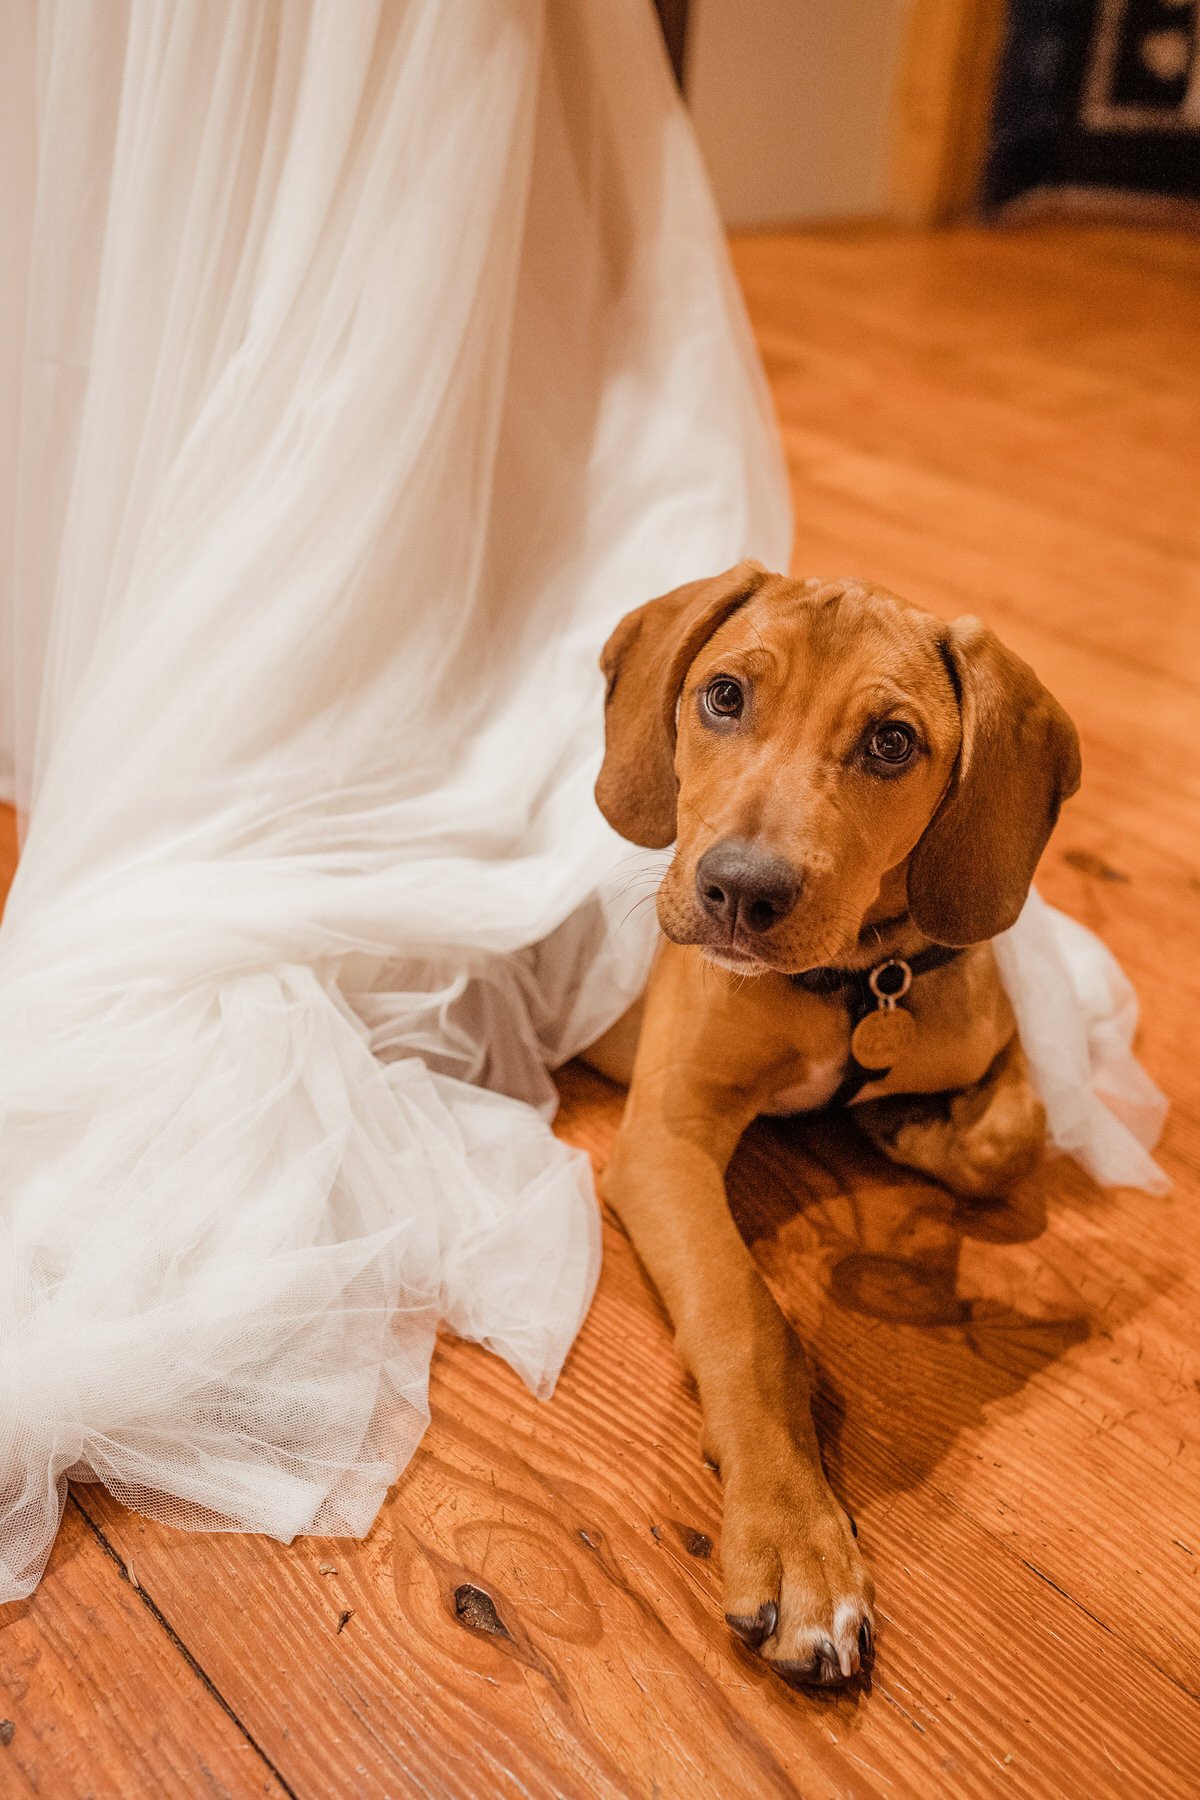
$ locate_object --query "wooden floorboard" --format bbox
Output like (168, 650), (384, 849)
(1, 221), (1199, 1795)
(0, 1498), (280, 1796)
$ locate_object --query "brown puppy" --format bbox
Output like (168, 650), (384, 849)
(592, 562), (1080, 1688)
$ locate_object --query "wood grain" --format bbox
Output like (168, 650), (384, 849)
(2, 220), (1199, 1795)
(0, 1498), (280, 1796)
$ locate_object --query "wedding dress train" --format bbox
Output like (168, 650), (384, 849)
(0, 0), (1164, 1605)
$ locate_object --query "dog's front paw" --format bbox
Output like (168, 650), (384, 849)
(721, 1467), (874, 1688)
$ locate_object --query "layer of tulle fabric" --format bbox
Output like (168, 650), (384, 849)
(994, 890), (1167, 1194)
(0, 956), (601, 1602)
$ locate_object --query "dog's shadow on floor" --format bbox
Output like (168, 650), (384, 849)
(725, 1109), (1103, 1500)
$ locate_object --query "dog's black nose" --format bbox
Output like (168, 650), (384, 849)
(695, 839), (800, 935)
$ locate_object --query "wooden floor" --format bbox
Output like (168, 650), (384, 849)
(2, 221), (1199, 1797)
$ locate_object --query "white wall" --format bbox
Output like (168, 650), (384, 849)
(686, 0), (910, 227)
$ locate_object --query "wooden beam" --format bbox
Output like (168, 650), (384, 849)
(889, 0), (1009, 222)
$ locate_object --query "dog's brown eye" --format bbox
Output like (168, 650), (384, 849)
(705, 678), (744, 719)
(868, 722), (915, 764)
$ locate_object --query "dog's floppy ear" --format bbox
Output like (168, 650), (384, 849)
(908, 618), (1081, 945)
(594, 560), (770, 847)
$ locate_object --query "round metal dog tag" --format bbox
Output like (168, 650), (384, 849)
(851, 1004), (916, 1071)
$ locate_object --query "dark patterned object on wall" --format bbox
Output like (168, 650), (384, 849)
(1083, 0), (1198, 126)
(985, 0), (1200, 203)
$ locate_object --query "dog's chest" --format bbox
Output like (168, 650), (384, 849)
(762, 945), (1013, 1118)
(766, 1057), (846, 1116)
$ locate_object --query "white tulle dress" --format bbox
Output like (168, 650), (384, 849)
(0, 0), (1165, 1606)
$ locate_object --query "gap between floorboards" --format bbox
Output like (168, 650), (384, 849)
(68, 1492), (299, 1799)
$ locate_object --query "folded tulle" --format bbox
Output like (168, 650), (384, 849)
(993, 890), (1168, 1194)
(0, 957), (601, 1602)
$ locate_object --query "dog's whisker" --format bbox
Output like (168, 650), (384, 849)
(606, 870), (665, 899)
(616, 892), (660, 932)
(608, 878), (662, 906)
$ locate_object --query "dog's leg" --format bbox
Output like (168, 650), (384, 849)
(603, 1050), (874, 1685)
(855, 1031), (1045, 1199)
